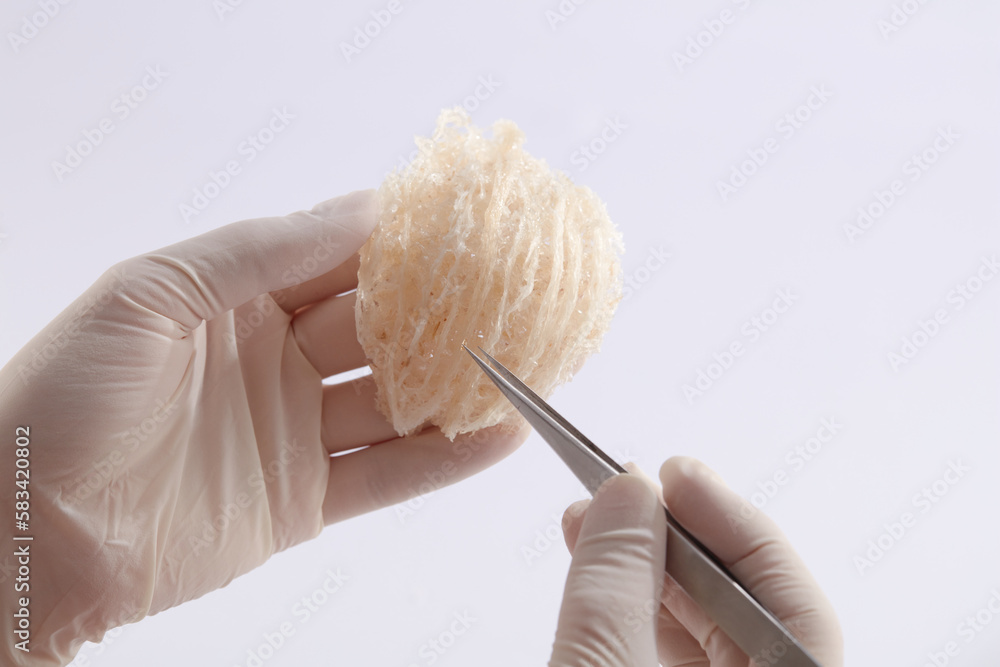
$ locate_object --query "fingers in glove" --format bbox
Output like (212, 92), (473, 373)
(291, 290), (368, 378)
(660, 456), (843, 666)
(654, 600), (714, 667)
(271, 252), (361, 314)
(119, 189), (376, 331)
(561, 463), (659, 556)
(558, 468), (745, 666)
(321, 423), (529, 525)
(320, 377), (397, 454)
(656, 573), (748, 666)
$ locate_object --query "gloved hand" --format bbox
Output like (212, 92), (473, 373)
(550, 457), (843, 666)
(0, 190), (527, 666)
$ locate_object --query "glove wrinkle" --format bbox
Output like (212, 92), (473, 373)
(550, 475), (665, 667)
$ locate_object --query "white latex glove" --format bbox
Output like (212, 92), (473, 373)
(0, 190), (527, 666)
(550, 457), (843, 667)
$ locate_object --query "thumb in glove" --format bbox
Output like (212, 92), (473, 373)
(549, 474), (666, 667)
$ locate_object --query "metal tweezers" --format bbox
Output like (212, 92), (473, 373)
(464, 345), (822, 667)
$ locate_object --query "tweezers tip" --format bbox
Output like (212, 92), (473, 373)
(463, 343), (489, 370)
(475, 346), (499, 366)
(462, 343), (500, 369)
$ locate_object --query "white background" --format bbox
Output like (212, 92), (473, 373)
(2, 1), (999, 665)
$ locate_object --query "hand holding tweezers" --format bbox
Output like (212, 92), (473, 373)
(465, 345), (822, 667)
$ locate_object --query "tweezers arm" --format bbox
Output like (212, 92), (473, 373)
(663, 509), (822, 666)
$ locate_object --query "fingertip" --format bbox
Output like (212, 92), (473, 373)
(561, 499), (590, 554)
(589, 473), (661, 526)
(621, 460), (644, 476)
(659, 456), (727, 495)
(322, 421), (526, 525)
(659, 456), (739, 535)
(353, 187), (379, 231)
(659, 455), (702, 480)
(449, 421), (529, 468)
(310, 188), (379, 247)
(659, 455), (789, 566)
(624, 463), (665, 503)
(510, 420), (533, 443)
(562, 474), (660, 555)
(563, 499), (591, 527)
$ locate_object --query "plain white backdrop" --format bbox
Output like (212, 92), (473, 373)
(2, 1), (999, 665)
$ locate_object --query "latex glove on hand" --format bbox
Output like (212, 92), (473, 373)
(550, 457), (843, 667)
(0, 190), (527, 666)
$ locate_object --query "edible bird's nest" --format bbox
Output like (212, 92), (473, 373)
(355, 108), (624, 440)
